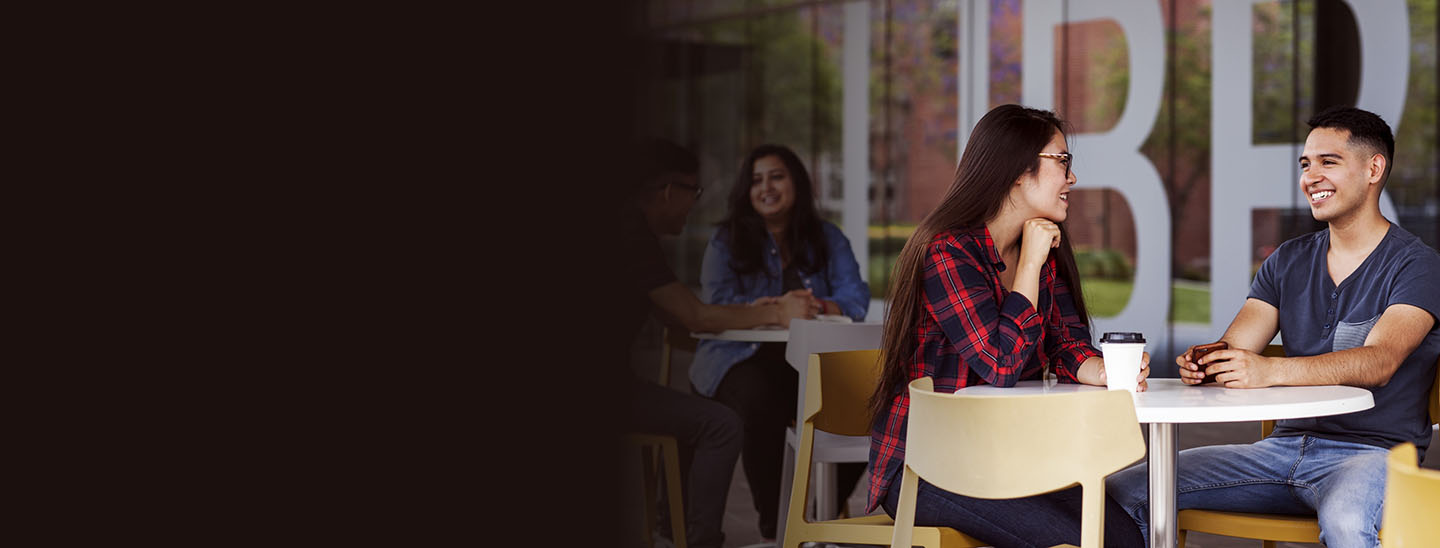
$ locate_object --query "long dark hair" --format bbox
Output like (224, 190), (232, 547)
(718, 144), (829, 280)
(868, 104), (1091, 417)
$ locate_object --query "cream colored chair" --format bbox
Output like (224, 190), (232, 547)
(1177, 348), (1440, 547)
(780, 350), (984, 548)
(1380, 442), (1440, 546)
(892, 377), (1145, 548)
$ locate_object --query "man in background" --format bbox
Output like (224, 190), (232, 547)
(622, 138), (815, 548)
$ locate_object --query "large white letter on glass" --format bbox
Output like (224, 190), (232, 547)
(1023, 0), (1171, 353)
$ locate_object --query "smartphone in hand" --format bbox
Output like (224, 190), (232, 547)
(1192, 342), (1229, 384)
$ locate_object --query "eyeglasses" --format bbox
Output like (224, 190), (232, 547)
(670, 181), (704, 198)
(1038, 152), (1073, 178)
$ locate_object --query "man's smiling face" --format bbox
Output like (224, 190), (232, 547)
(1299, 127), (1380, 223)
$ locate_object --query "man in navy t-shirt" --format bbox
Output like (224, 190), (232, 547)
(1106, 107), (1440, 548)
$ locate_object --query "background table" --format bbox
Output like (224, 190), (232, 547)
(690, 327), (789, 342)
(956, 378), (1374, 548)
(690, 315), (859, 343)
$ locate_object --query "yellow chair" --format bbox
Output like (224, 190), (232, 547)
(893, 377), (1146, 548)
(627, 433), (686, 548)
(629, 327), (698, 548)
(1380, 442), (1440, 546)
(780, 350), (984, 548)
(1177, 347), (1440, 547)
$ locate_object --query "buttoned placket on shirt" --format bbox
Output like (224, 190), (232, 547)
(765, 233), (784, 338)
(765, 232), (814, 287)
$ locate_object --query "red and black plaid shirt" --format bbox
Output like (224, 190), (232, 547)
(866, 226), (1099, 512)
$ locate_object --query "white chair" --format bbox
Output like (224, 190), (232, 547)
(776, 319), (883, 542)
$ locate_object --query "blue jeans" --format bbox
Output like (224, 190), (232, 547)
(880, 475), (1144, 548)
(1105, 435), (1387, 548)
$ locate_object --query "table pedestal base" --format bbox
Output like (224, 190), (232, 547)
(1148, 423), (1177, 548)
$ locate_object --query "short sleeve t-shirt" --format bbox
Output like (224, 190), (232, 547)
(619, 207), (678, 370)
(1249, 222), (1440, 454)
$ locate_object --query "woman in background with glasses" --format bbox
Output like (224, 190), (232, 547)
(691, 144), (870, 542)
(866, 104), (1150, 547)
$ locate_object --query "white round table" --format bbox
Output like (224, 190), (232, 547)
(690, 327), (789, 342)
(690, 316), (860, 343)
(957, 378), (1374, 548)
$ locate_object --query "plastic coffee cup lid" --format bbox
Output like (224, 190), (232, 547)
(1100, 332), (1146, 344)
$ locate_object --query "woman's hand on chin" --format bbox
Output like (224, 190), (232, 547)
(1019, 218), (1061, 270)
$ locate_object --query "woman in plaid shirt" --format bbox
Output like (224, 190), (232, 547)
(866, 105), (1151, 548)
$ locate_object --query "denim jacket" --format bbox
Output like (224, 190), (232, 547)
(690, 221), (870, 396)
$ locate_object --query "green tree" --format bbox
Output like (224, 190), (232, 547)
(705, 12), (843, 158)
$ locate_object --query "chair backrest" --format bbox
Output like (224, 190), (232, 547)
(1380, 442), (1440, 546)
(804, 349), (883, 437)
(903, 377), (1145, 500)
(785, 320), (883, 370)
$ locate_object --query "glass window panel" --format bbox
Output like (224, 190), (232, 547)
(871, 0), (962, 299)
(1150, 0), (1213, 331)
(630, 0), (1438, 378)
(1251, 1), (1315, 145)
(1055, 20), (1129, 134)
(990, 0), (1022, 106)
(1395, 0), (1438, 247)
(1054, 16), (1136, 319)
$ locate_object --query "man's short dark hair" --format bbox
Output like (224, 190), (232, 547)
(634, 138), (699, 196)
(1307, 106), (1395, 182)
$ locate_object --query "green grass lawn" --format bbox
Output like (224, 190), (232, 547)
(868, 253), (894, 298)
(1170, 282), (1210, 324)
(1079, 279), (1131, 317)
(870, 249), (1208, 324)
(1081, 279), (1209, 324)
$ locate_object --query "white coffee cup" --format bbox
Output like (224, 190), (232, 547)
(1099, 332), (1146, 393)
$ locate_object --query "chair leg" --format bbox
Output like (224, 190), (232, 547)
(661, 439), (687, 548)
(814, 462), (833, 521)
(891, 467), (920, 548)
(1263, 542), (1276, 548)
(776, 440), (796, 545)
(1078, 480), (1103, 548)
(1176, 529), (1186, 548)
(641, 446), (658, 548)
(782, 425), (817, 548)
